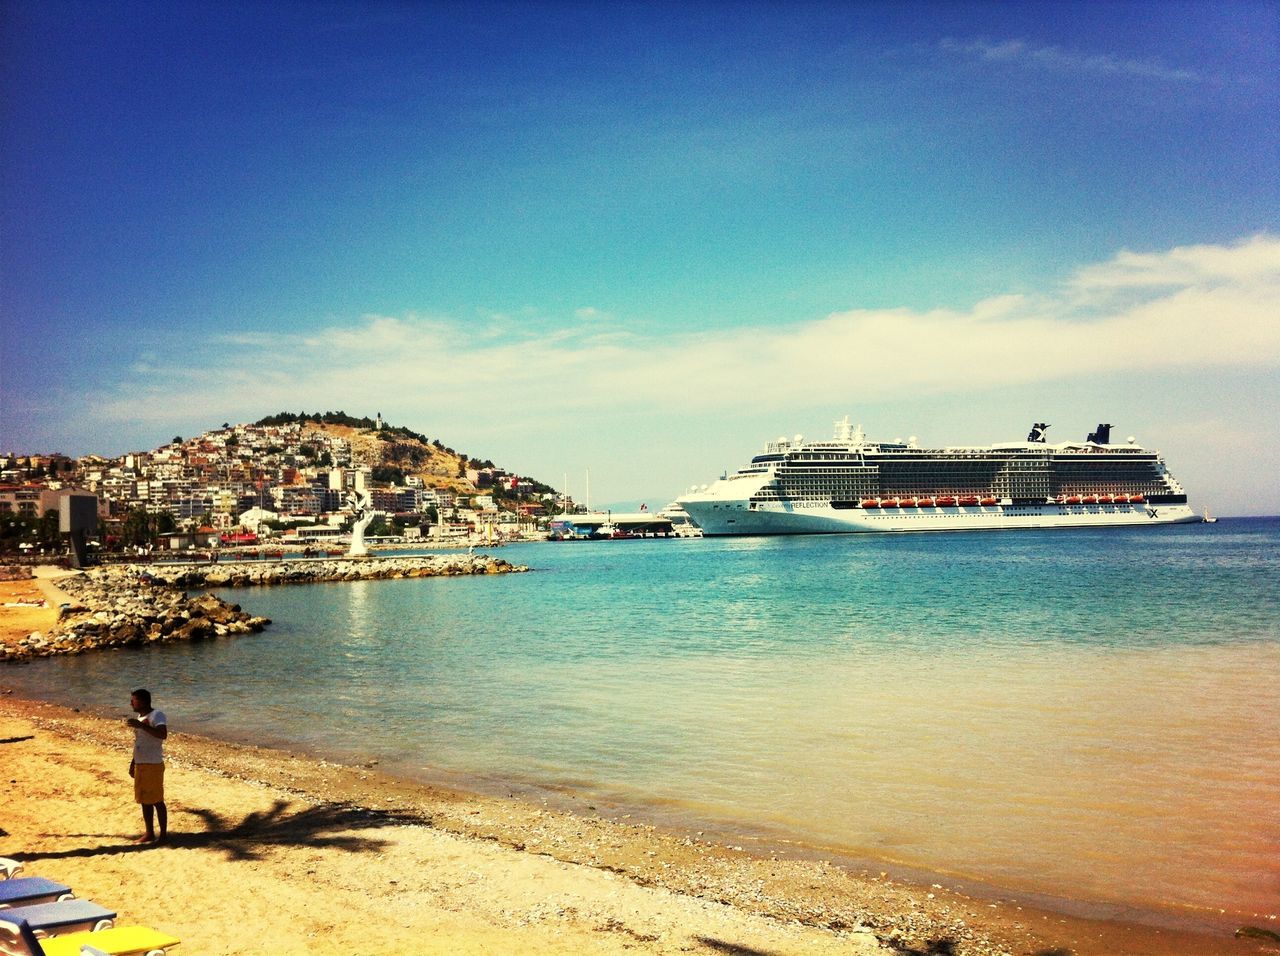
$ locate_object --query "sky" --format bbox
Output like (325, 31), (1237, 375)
(2, 0), (1278, 515)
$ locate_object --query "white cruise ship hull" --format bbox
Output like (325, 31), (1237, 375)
(680, 496), (1199, 536)
(678, 416), (1201, 536)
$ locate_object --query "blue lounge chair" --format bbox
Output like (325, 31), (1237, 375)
(0, 915), (179, 956)
(0, 899), (114, 937)
(0, 878), (74, 909)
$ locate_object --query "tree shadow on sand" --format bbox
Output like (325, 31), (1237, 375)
(693, 939), (779, 956)
(16, 800), (424, 864)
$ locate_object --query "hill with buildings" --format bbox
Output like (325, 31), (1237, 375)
(1, 412), (562, 552)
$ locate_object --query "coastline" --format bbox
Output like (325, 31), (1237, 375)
(1, 694), (1263, 956)
(0, 556), (526, 662)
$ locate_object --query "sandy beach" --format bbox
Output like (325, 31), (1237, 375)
(0, 572), (61, 639)
(3, 693), (1270, 956)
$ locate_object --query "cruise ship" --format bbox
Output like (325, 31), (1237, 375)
(678, 417), (1199, 536)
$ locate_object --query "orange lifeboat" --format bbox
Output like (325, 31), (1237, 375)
(918, 497), (936, 507)
(958, 495), (979, 506)
(936, 495), (957, 507)
(862, 499), (880, 509)
(980, 496), (997, 506)
(1083, 495), (1098, 504)
(899, 497), (918, 508)
(1130, 494), (1145, 503)
(1113, 494), (1129, 504)
(1098, 494), (1113, 504)
(1066, 495), (1082, 505)
(881, 498), (900, 508)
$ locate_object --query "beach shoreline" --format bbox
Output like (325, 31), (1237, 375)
(1, 693), (1265, 955)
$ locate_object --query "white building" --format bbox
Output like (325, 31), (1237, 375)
(238, 506), (280, 533)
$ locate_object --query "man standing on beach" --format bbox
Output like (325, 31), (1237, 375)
(126, 688), (168, 844)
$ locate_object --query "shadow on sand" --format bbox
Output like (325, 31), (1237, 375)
(693, 938), (780, 956)
(14, 799), (422, 864)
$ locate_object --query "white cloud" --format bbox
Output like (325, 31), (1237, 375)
(940, 37), (1204, 84)
(85, 235), (1280, 434)
(1070, 234), (1280, 290)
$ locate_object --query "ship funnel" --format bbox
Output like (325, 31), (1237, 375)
(1086, 423), (1112, 444)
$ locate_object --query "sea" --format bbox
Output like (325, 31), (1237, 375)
(6, 518), (1278, 928)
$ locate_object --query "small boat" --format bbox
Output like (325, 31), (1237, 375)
(958, 495), (979, 506)
(1098, 494), (1113, 504)
(881, 498), (900, 508)
(1083, 495), (1098, 505)
(861, 499), (880, 509)
(899, 497), (918, 508)
(1130, 494), (1145, 503)
(980, 497), (997, 506)
(1066, 495), (1082, 505)
(936, 495), (957, 507)
(1203, 508), (1218, 524)
(1113, 494), (1129, 504)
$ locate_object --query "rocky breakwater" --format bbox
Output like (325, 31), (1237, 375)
(140, 553), (529, 589)
(2, 566), (270, 663)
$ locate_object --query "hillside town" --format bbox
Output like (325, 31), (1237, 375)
(1, 413), (565, 555)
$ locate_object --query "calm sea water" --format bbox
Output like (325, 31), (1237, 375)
(7, 519), (1279, 924)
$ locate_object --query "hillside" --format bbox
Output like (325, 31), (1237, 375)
(305, 422), (474, 494)
(254, 411), (555, 501)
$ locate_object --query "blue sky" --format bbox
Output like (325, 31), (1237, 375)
(2, 1), (1278, 514)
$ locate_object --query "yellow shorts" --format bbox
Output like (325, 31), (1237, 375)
(133, 762), (165, 805)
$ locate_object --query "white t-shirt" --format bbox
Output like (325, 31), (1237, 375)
(132, 709), (167, 764)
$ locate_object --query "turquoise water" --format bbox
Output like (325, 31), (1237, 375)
(7, 519), (1279, 923)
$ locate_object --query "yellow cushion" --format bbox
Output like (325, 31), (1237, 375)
(37, 924), (180, 956)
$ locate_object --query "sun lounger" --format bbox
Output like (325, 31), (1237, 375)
(0, 916), (179, 956)
(0, 900), (114, 937)
(0, 879), (74, 909)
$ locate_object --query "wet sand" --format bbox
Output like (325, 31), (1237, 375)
(0, 694), (1266, 955)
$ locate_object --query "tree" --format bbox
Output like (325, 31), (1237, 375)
(118, 509), (176, 549)
(37, 509), (61, 549)
(120, 509), (151, 548)
(0, 512), (38, 553)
